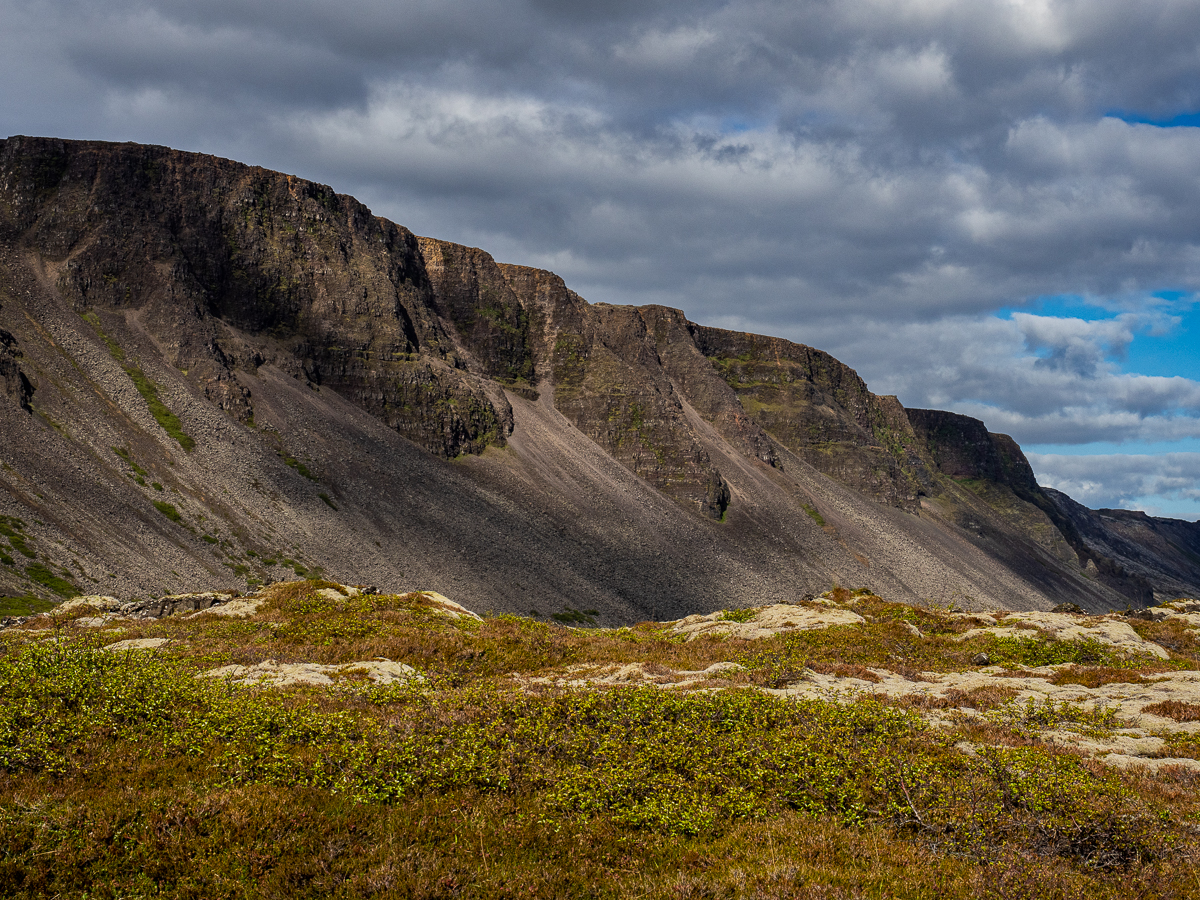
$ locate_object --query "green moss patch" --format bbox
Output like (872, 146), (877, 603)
(125, 367), (195, 451)
(802, 502), (826, 527)
(282, 454), (318, 481)
(0, 594), (54, 616)
(0, 517), (35, 559)
(82, 311), (125, 361)
(85, 317), (194, 451)
(23, 563), (76, 597)
(112, 446), (149, 478)
(717, 608), (757, 623)
(152, 500), (183, 523)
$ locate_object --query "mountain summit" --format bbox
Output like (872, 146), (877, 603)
(1, 136), (1196, 618)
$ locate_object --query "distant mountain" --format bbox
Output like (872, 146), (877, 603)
(1, 136), (1196, 618)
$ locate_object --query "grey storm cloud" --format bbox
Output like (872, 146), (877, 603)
(3, 0), (1200, 514)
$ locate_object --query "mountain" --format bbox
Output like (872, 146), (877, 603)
(1, 135), (1196, 619)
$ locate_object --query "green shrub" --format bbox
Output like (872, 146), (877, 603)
(717, 608), (757, 623)
(982, 635), (1138, 669)
(0, 582), (1194, 899)
(551, 606), (599, 626)
(984, 696), (1121, 735)
(0, 594), (54, 616)
(153, 500), (182, 523)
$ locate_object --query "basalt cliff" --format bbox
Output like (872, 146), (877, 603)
(1, 136), (1197, 620)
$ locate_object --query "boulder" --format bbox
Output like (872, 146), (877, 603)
(56, 595), (121, 613)
(104, 637), (171, 652)
(121, 592), (235, 619)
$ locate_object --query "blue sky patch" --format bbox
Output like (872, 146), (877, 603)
(999, 294), (1200, 381)
(1108, 111), (1200, 128)
(1026, 438), (1200, 456)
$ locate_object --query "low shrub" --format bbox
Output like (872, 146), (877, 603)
(1142, 699), (1200, 722)
(1, 582), (1195, 899)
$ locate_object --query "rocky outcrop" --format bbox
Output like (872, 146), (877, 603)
(905, 408), (1173, 603)
(0, 325), (32, 412)
(1044, 490), (1196, 604)
(538, 302), (733, 518)
(417, 238), (535, 385)
(52, 590), (241, 622)
(908, 409), (1038, 493)
(449, 261), (735, 518)
(667, 603), (866, 641)
(200, 658), (420, 687)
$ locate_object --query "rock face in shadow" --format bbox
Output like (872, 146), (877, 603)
(908, 409), (1032, 489)
(0, 323), (33, 411)
(908, 409), (1158, 605)
(0, 135), (1195, 616)
(0, 135), (506, 459)
(1043, 491), (1198, 605)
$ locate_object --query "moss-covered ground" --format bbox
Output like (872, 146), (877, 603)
(2, 582), (1199, 898)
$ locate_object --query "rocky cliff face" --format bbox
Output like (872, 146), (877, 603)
(908, 409), (1032, 489)
(0, 136), (1195, 616)
(0, 135), (510, 459)
(0, 321), (33, 411)
(691, 327), (936, 508)
(906, 409), (1159, 604)
(1043, 491), (1198, 604)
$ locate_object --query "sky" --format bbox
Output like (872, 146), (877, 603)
(3, 0), (1200, 519)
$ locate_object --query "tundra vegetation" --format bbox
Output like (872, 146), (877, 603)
(2, 581), (1200, 899)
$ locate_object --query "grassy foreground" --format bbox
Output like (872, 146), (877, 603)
(2, 582), (1199, 899)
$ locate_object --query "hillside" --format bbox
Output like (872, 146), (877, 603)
(2, 579), (1200, 898)
(0, 135), (1197, 619)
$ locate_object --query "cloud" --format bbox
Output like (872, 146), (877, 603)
(8, 0), (1200, 325)
(790, 310), (1200, 447)
(1028, 452), (1200, 517)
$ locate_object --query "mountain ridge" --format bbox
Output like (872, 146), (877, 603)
(0, 135), (1196, 619)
